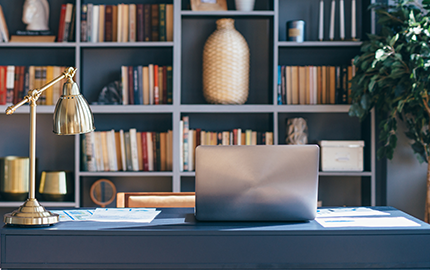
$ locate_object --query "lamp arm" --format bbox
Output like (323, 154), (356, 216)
(5, 67), (77, 115)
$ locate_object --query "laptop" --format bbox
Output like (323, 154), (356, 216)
(194, 145), (319, 221)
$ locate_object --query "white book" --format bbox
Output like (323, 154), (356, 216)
(84, 132), (97, 171)
(63, 3), (74, 42)
(129, 128), (139, 171)
(121, 66), (128, 105)
(119, 129), (126, 171)
(179, 120), (184, 172)
(148, 64), (154, 105)
(237, 128), (242, 145)
(122, 4), (129, 42)
(117, 4), (123, 42)
(6, 65), (15, 104)
(146, 132), (154, 171)
(91, 5), (99, 43)
(107, 129), (118, 171)
(94, 132), (104, 172)
(129, 4), (136, 42)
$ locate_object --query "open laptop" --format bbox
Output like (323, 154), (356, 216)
(194, 145), (319, 221)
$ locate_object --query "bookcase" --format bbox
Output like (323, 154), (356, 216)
(0, 0), (376, 208)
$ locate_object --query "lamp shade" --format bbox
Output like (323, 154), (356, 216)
(53, 78), (95, 135)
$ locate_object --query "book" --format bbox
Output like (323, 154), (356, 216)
(121, 4), (129, 42)
(0, 5), (9, 42)
(182, 116), (189, 171)
(124, 131), (133, 171)
(121, 66), (128, 105)
(86, 4), (93, 42)
(148, 64), (154, 105)
(94, 132), (104, 171)
(128, 66), (134, 104)
(98, 5), (105, 42)
(136, 4), (144, 42)
(119, 129), (126, 171)
(0, 66), (6, 105)
(91, 5), (100, 43)
(129, 128), (139, 171)
(142, 66), (149, 105)
(112, 5), (118, 42)
(166, 130), (173, 171)
(166, 4), (174, 42)
(151, 4), (159, 41)
(158, 66), (163, 104)
(104, 5), (113, 42)
(80, 4), (88, 42)
(154, 64), (159, 104)
(146, 132), (154, 171)
(116, 4), (123, 42)
(138, 65), (143, 105)
(129, 4), (136, 42)
(162, 66), (167, 104)
(159, 4), (166, 41)
(141, 132), (149, 171)
(84, 132), (97, 171)
(44, 66), (54, 105)
(154, 132), (161, 171)
(285, 66), (292, 105)
(100, 131), (110, 171)
(107, 129), (118, 171)
(9, 35), (56, 42)
(329, 66), (336, 104)
(68, 4), (76, 41)
(6, 66), (14, 104)
(179, 120), (184, 172)
(321, 66), (327, 104)
(167, 66), (173, 104)
(305, 66), (311, 104)
(188, 130), (194, 171)
(115, 131), (123, 171)
(143, 4), (151, 41)
(63, 3), (74, 42)
(133, 66), (140, 104)
(291, 66), (299, 104)
(57, 4), (67, 42)
(298, 66), (306, 104)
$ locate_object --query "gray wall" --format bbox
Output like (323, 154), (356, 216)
(387, 120), (427, 220)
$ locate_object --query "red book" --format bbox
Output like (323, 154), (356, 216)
(12, 66), (21, 104)
(0, 66), (6, 105)
(128, 66), (134, 104)
(152, 132), (158, 171)
(136, 4), (144, 42)
(162, 66), (167, 104)
(141, 131), (149, 171)
(57, 4), (67, 42)
(16, 66), (25, 103)
(233, 129), (238, 145)
(104, 5), (113, 42)
(153, 64), (159, 105)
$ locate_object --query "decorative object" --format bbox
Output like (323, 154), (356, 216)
(39, 171), (73, 201)
(0, 157), (29, 201)
(4, 67), (95, 226)
(22, 0), (49, 31)
(348, 1), (430, 222)
(286, 20), (305, 42)
(319, 140), (364, 171)
(90, 179), (116, 208)
(235, 0), (255, 11)
(97, 81), (122, 105)
(286, 118), (308, 145)
(203, 18), (249, 104)
(190, 0), (227, 11)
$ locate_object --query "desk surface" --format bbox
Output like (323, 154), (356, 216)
(2, 207), (430, 270)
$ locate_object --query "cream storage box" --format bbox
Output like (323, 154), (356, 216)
(319, 140), (364, 171)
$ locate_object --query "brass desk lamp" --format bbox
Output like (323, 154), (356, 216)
(3, 67), (95, 226)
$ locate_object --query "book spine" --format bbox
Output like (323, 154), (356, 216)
(12, 66), (20, 104)
(119, 129), (126, 171)
(167, 66), (173, 104)
(63, 3), (74, 42)
(182, 116), (189, 171)
(129, 128), (139, 171)
(165, 4), (173, 42)
(104, 5), (113, 42)
(107, 129), (118, 171)
(138, 66), (143, 104)
(151, 4), (159, 41)
(136, 4), (144, 42)
(146, 132), (154, 171)
(68, 5), (76, 42)
(57, 4), (67, 42)
(158, 4), (166, 41)
(114, 131), (123, 171)
(148, 64), (154, 105)
(100, 131), (110, 171)
(128, 66), (134, 104)
(153, 64), (159, 105)
(129, 4), (136, 42)
(0, 66), (6, 105)
(98, 5), (105, 42)
(142, 66), (149, 105)
(86, 4), (93, 42)
(112, 5), (118, 42)
(91, 5), (99, 43)
(124, 132), (133, 171)
(84, 132), (97, 171)
(133, 66), (140, 105)
(143, 4), (151, 41)
(155, 132), (161, 171)
(141, 132), (149, 171)
(162, 66), (167, 104)
(121, 66), (128, 105)
(80, 4), (88, 42)
(158, 66), (163, 104)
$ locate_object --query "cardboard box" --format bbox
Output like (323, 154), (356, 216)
(319, 140), (364, 171)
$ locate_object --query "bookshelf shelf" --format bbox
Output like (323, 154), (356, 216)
(0, 0), (377, 208)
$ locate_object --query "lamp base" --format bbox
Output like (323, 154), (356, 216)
(4, 198), (59, 226)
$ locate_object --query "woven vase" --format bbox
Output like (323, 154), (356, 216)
(203, 18), (249, 104)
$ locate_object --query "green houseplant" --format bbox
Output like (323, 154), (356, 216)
(349, 0), (430, 222)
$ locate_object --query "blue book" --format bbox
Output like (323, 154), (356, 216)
(277, 65), (282, 105)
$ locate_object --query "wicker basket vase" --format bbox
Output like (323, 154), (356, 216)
(203, 18), (250, 104)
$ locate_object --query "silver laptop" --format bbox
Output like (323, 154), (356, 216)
(194, 145), (319, 221)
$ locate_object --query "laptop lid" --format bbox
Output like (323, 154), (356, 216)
(194, 145), (319, 221)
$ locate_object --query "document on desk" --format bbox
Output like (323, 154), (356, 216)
(86, 208), (160, 223)
(316, 217), (421, 228)
(316, 207), (390, 217)
(51, 210), (95, 221)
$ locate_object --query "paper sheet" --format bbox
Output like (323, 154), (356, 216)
(316, 207), (390, 217)
(51, 209), (94, 221)
(86, 208), (160, 223)
(316, 216), (421, 228)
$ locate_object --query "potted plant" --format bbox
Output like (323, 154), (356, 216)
(349, 0), (430, 222)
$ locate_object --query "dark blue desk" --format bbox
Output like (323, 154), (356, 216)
(1, 207), (430, 270)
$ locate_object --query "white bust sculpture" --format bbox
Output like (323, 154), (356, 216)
(22, 0), (49, 31)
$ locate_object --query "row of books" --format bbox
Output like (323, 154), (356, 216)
(180, 116), (274, 172)
(81, 3), (173, 43)
(121, 65), (173, 105)
(0, 66), (68, 106)
(57, 3), (76, 42)
(277, 64), (355, 105)
(82, 129), (173, 172)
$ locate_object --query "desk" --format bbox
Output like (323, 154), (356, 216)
(1, 207), (430, 270)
